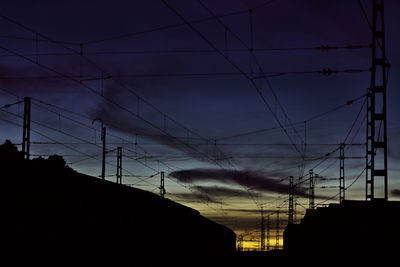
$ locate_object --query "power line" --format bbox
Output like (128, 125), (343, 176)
(0, 4), (293, 244)
(209, 0), (307, 159)
(160, 0), (305, 159)
(0, 42), (236, 169)
(0, 68), (369, 79)
(2, 97), (236, 214)
(31, 101), (96, 133)
(357, 0), (373, 30)
(30, 97), (188, 173)
(251, 68), (369, 80)
(31, 97), (206, 143)
(356, 0), (390, 66)
(216, 94), (366, 141)
(0, 44), (370, 57)
(35, 101), (183, 173)
(175, 1), (370, 182)
(0, 13), (236, 171)
(79, 0), (279, 45)
(0, 86), (21, 98)
(315, 167), (366, 207)
(161, 142), (365, 147)
(0, 109), (178, 193)
(0, 33), (80, 47)
(0, 107), (175, 184)
(315, 96), (366, 184)
(0, 8), (262, 208)
(297, 97), (367, 199)
(0, 2), (383, 241)
(306, 94), (366, 123)
(198, 0), (307, 157)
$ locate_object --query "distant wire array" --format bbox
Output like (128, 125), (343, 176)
(0, 10), (237, 170)
(0, 13), (252, 216)
(0, 68), (369, 79)
(0, 96), (235, 216)
(0, 44), (371, 57)
(0, 0), (380, 250)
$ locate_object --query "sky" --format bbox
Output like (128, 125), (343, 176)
(1, 0), (400, 250)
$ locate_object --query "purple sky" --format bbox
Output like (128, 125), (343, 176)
(1, 0), (400, 249)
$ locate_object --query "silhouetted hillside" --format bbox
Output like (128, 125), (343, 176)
(0, 140), (236, 265)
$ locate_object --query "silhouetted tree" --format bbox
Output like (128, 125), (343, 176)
(0, 140), (74, 174)
(47, 154), (67, 168)
(0, 139), (18, 153)
(0, 140), (23, 162)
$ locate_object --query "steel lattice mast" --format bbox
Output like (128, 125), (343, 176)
(288, 176), (294, 224)
(366, 0), (389, 201)
(260, 206), (265, 251)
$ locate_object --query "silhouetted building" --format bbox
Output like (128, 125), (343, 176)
(284, 200), (400, 266)
(0, 141), (235, 265)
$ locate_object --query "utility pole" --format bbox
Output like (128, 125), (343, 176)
(93, 118), (106, 180)
(339, 144), (345, 202)
(101, 126), (106, 180)
(266, 215), (270, 251)
(275, 210), (280, 250)
(260, 206), (265, 251)
(22, 97), (31, 160)
(366, 0), (389, 201)
(309, 169), (315, 209)
(237, 235), (243, 251)
(288, 176), (294, 224)
(116, 146), (122, 184)
(159, 171), (166, 198)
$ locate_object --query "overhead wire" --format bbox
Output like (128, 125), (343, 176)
(0, 41), (235, 170)
(0, 103), (172, 188)
(8, 97), (226, 208)
(0, 4), (368, 179)
(80, 0), (279, 45)
(0, 12), (236, 171)
(0, 44), (370, 57)
(0, 68), (369, 79)
(31, 99), (186, 172)
(197, 0), (306, 155)
(2, 95), (232, 217)
(216, 94), (366, 141)
(303, 97), (367, 203)
(0, 108), (171, 191)
(160, 0), (305, 161)
(313, 97), (366, 179)
(158, 0), (375, 215)
(31, 97), (206, 143)
(0, 2), (384, 236)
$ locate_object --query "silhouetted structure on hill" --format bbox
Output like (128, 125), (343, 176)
(0, 140), (235, 265)
(284, 200), (400, 266)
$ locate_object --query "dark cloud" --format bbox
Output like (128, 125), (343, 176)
(170, 185), (257, 205)
(193, 185), (256, 198)
(169, 168), (309, 197)
(224, 208), (277, 214)
(391, 189), (400, 197)
(90, 85), (235, 167)
(170, 191), (221, 205)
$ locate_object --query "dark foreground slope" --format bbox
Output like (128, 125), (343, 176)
(0, 141), (235, 265)
(284, 199), (400, 266)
